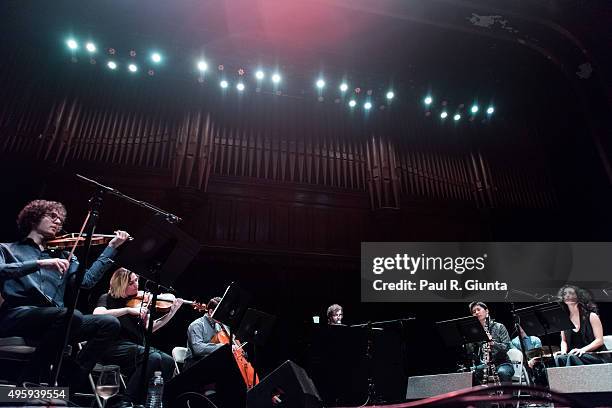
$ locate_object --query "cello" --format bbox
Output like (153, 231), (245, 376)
(212, 325), (259, 389)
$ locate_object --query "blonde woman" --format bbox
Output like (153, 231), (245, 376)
(94, 267), (184, 405)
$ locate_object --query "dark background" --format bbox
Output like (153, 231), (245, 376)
(1, 0), (611, 404)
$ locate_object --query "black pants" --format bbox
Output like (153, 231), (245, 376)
(0, 305), (120, 385)
(101, 340), (174, 404)
(555, 353), (607, 366)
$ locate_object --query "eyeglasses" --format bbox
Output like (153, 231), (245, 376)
(45, 212), (65, 225)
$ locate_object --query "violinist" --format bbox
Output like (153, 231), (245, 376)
(184, 296), (224, 370)
(0, 199), (130, 387)
(94, 267), (184, 405)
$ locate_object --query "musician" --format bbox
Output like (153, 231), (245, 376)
(510, 325), (542, 352)
(327, 304), (343, 325)
(184, 296), (224, 369)
(94, 267), (184, 404)
(469, 301), (514, 383)
(0, 199), (130, 386)
(510, 325), (548, 386)
(554, 285), (609, 366)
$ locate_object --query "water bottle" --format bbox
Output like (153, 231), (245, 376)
(144, 371), (164, 408)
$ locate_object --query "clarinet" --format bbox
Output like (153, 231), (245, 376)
(482, 316), (501, 386)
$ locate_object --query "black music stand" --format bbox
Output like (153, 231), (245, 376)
(212, 284), (277, 390)
(114, 215), (200, 401)
(236, 308), (277, 347)
(115, 215), (200, 287)
(435, 315), (489, 349)
(515, 302), (574, 358)
(211, 282), (253, 330)
(236, 308), (277, 388)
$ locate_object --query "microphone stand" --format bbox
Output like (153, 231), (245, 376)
(139, 262), (162, 403)
(53, 190), (104, 386)
(76, 174), (181, 224)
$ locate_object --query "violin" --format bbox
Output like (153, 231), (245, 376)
(46, 233), (134, 249)
(126, 291), (207, 314)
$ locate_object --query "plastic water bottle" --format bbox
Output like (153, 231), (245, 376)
(145, 371), (164, 408)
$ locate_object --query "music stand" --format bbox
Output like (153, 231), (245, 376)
(212, 282), (253, 331)
(236, 308), (277, 347)
(114, 214), (200, 287)
(515, 302), (574, 358)
(435, 316), (489, 349)
(236, 308), (277, 388)
(114, 215), (200, 401)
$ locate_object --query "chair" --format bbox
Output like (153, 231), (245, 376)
(507, 348), (531, 385)
(0, 336), (37, 385)
(172, 346), (188, 375)
(603, 335), (612, 350)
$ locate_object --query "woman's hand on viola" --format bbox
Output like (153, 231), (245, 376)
(171, 298), (185, 313)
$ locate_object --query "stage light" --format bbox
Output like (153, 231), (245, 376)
(151, 53), (162, 63)
(348, 100), (357, 108)
(66, 39), (78, 50)
(107, 61), (117, 70)
(364, 102), (372, 110)
(453, 114), (461, 121)
(197, 60), (208, 72)
(487, 106), (495, 114)
(220, 80), (229, 88)
(471, 105), (479, 113)
(339, 83), (348, 92)
(128, 64), (138, 73)
(424, 96), (433, 105)
(236, 82), (245, 91)
(386, 91), (395, 100)
(316, 79), (325, 89)
(440, 111), (448, 119)
(85, 42), (96, 53)
(271, 73), (281, 83)
(255, 70), (265, 80)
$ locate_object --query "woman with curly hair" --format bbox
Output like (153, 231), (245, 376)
(554, 285), (609, 366)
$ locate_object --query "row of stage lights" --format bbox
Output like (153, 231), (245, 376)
(423, 96), (495, 122)
(65, 38), (496, 119)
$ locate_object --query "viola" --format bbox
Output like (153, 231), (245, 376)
(126, 291), (206, 314)
(211, 325), (259, 389)
(46, 233), (134, 249)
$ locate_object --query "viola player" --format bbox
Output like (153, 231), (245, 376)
(0, 199), (130, 388)
(94, 267), (183, 405)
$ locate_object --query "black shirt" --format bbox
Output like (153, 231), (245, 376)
(97, 293), (144, 345)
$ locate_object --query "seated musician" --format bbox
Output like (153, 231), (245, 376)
(184, 296), (224, 369)
(510, 325), (549, 386)
(554, 285), (609, 366)
(327, 304), (344, 325)
(94, 267), (184, 404)
(0, 199), (129, 387)
(468, 301), (515, 384)
(510, 325), (542, 352)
